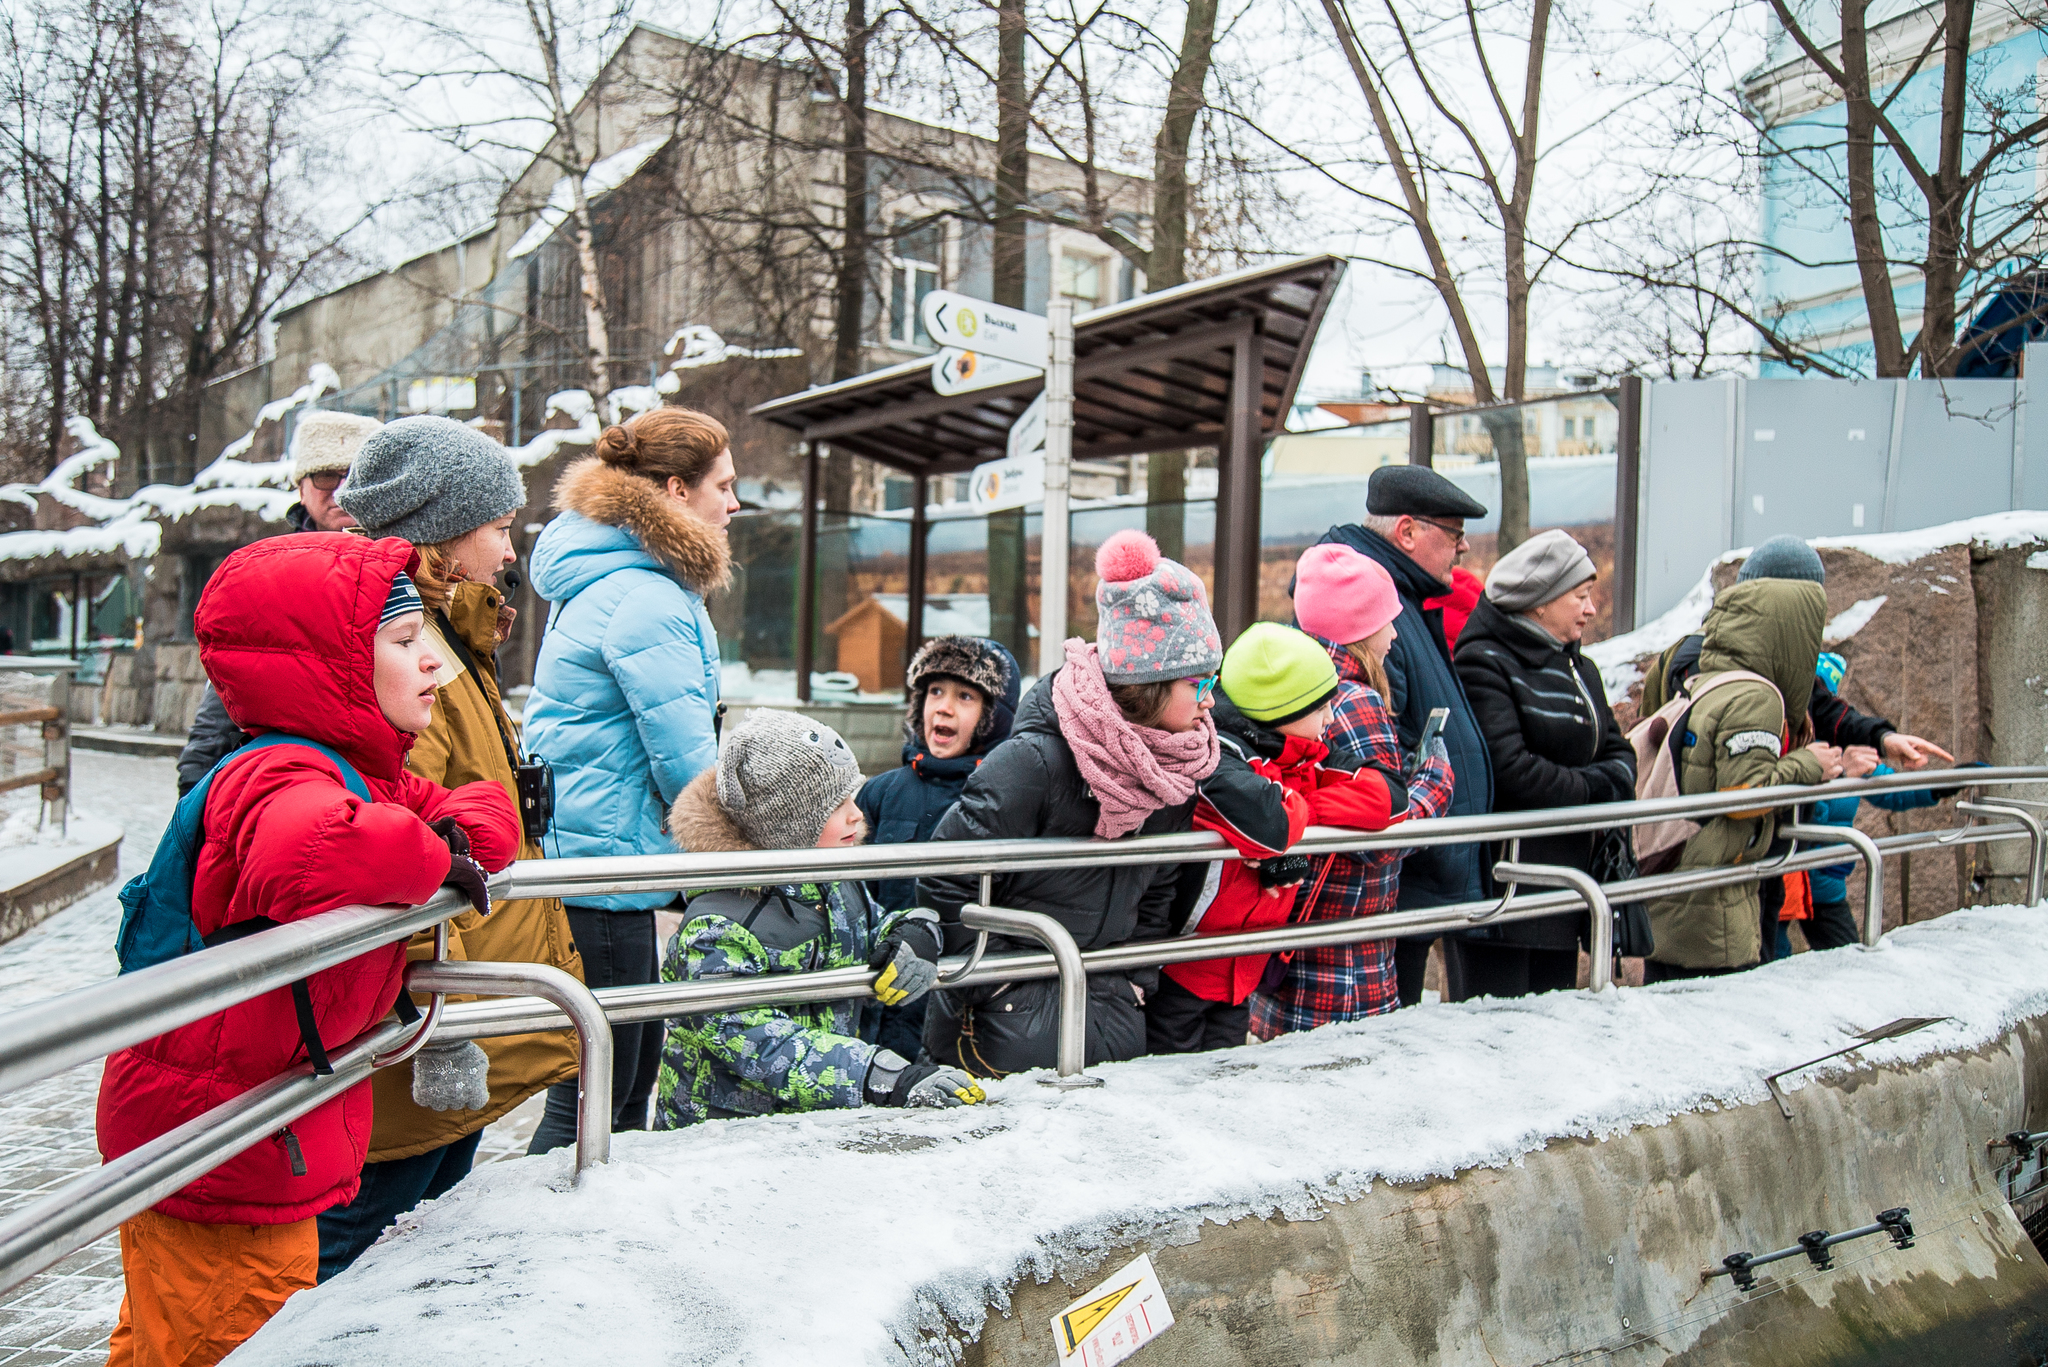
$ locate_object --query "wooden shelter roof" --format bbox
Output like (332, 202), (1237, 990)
(751, 254), (1346, 473)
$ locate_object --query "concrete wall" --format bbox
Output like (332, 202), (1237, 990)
(965, 1020), (2048, 1366)
(1971, 542), (2048, 894)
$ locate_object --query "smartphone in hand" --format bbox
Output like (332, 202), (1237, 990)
(1407, 707), (1450, 774)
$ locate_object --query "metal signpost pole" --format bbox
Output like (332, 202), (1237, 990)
(1040, 299), (1075, 674)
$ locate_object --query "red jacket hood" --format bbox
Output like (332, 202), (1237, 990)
(197, 533), (421, 783)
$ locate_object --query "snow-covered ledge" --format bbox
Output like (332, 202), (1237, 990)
(239, 906), (2048, 1366)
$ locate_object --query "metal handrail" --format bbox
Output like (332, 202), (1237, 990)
(960, 905), (1100, 1087)
(0, 815), (2031, 1299)
(1958, 800), (2046, 905)
(1781, 823), (1886, 949)
(2, 766), (2039, 1104)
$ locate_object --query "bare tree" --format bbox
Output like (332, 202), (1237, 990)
(1755, 0), (2048, 377)
(0, 0), (356, 480)
(379, 0), (632, 400)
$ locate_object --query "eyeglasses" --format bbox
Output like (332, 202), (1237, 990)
(1412, 515), (1468, 545)
(305, 471), (346, 492)
(1184, 674), (1219, 704)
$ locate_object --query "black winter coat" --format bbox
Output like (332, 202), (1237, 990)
(916, 674), (1191, 1076)
(1309, 525), (1494, 907)
(1453, 598), (1635, 950)
(858, 746), (987, 912)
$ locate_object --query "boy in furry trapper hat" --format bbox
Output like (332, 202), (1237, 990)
(652, 710), (985, 1127)
(855, 636), (1020, 1057)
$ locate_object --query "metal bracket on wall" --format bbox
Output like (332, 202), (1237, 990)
(1761, 1017), (1948, 1120)
(1709, 1207), (1916, 1291)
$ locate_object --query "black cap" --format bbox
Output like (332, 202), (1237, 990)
(1367, 464), (1489, 519)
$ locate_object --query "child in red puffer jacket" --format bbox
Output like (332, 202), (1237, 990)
(96, 533), (518, 1366)
(1145, 623), (1411, 1053)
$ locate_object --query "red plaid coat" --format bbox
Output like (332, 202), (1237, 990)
(1250, 639), (1455, 1037)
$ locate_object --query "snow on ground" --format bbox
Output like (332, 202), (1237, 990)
(242, 903), (2048, 1367)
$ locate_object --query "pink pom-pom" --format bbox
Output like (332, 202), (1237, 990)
(1095, 529), (1161, 584)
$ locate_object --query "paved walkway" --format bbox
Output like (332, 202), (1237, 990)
(0, 753), (544, 1365)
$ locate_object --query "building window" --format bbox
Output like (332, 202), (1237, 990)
(1563, 417), (1576, 437)
(887, 220), (943, 348)
(1061, 251), (1106, 309)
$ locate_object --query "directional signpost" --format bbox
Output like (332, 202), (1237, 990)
(921, 291), (1050, 367)
(932, 347), (1042, 396)
(920, 289), (1073, 673)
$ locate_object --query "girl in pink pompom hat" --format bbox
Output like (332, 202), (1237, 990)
(911, 529), (1224, 1077)
(1248, 544), (1456, 1038)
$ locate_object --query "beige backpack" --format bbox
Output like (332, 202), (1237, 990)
(1627, 669), (1782, 873)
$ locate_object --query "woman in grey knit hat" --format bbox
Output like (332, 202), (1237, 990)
(1449, 529), (1635, 1000)
(318, 416), (585, 1281)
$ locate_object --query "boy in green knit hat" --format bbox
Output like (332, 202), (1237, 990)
(1147, 623), (1412, 1052)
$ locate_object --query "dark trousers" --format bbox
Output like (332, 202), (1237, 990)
(1642, 960), (1747, 984)
(528, 907), (661, 1154)
(315, 1129), (482, 1282)
(1759, 877), (1785, 964)
(1394, 937), (1435, 1007)
(875, 998), (929, 1062)
(1803, 898), (1861, 951)
(1145, 975), (1250, 1054)
(1451, 941), (1578, 1000)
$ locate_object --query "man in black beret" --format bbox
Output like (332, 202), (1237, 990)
(1301, 463), (1494, 1006)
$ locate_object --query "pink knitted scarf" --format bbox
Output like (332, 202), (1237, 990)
(1052, 638), (1220, 839)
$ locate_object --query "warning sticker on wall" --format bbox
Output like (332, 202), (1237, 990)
(1050, 1252), (1174, 1366)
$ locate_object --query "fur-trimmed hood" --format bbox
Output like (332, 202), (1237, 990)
(669, 770), (757, 853)
(551, 457), (731, 596)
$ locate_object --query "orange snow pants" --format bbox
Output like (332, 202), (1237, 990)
(105, 1207), (317, 1367)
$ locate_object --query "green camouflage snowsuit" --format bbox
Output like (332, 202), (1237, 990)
(653, 875), (910, 1127)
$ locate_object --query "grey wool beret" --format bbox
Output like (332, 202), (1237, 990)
(1485, 527), (1596, 612)
(1366, 463), (1488, 519)
(336, 415), (527, 545)
(289, 411), (383, 483)
(716, 709), (866, 850)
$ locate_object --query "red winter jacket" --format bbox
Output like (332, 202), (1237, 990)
(96, 534), (519, 1226)
(1425, 566), (1484, 652)
(1166, 693), (1407, 1004)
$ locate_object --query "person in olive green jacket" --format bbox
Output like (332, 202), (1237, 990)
(1643, 576), (1845, 981)
(318, 417), (585, 1281)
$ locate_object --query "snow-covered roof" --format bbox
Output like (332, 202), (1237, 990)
(239, 904), (2048, 1366)
(506, 138), (671, 261)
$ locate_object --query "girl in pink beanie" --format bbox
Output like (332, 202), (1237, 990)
(1251, 545), (1455, 1036)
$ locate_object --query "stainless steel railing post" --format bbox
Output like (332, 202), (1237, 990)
(1958, 801), (2045, 905)
(959, 904), (1101, 1088)
(409, 960), (613, 1176)
(1493, 862), (1616, 990)
(1782, 822), (1886, 949)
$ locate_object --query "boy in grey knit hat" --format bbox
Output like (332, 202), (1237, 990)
(652, 709), (985, 1126)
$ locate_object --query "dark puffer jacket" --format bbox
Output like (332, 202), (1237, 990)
(1452, 597), (1635, 950)
(1309, 524), (1494, 906)
(916, 674), (1190, 1076)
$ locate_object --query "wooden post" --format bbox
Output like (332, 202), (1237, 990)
(1612, 376), (1644, 635)
(1407, 403), (1433, 467)
(904, 473), (929, 679)
(1216, 331), (1264, 644)
(797, 445), (819, 703)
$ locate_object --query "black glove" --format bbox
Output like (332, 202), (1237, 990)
(1257, 853), (1312, 888)
(442, 852), (493, 917)
(1582, 757), (1637, 806)
(1930, 760), (1991, 801)
(867, 909), (944, 1007)
(427, 816), (471, 859)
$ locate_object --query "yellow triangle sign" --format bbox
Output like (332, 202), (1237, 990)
(1060, 1280), (1140, 1351)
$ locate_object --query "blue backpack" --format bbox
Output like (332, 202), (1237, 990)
(115, 734), (375, 1076)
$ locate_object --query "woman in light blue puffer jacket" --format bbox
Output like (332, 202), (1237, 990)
(522, 407), (738, 1150)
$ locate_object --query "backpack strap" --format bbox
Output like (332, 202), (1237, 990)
(200, 916), (333, 1076)
(225, 733), (373, 802)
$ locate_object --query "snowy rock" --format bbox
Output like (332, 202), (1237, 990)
(240, 905), (2048, 1367)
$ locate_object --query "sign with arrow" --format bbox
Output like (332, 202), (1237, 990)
(921, 290), (1050, 368)
(931, 347), (1043, 396)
